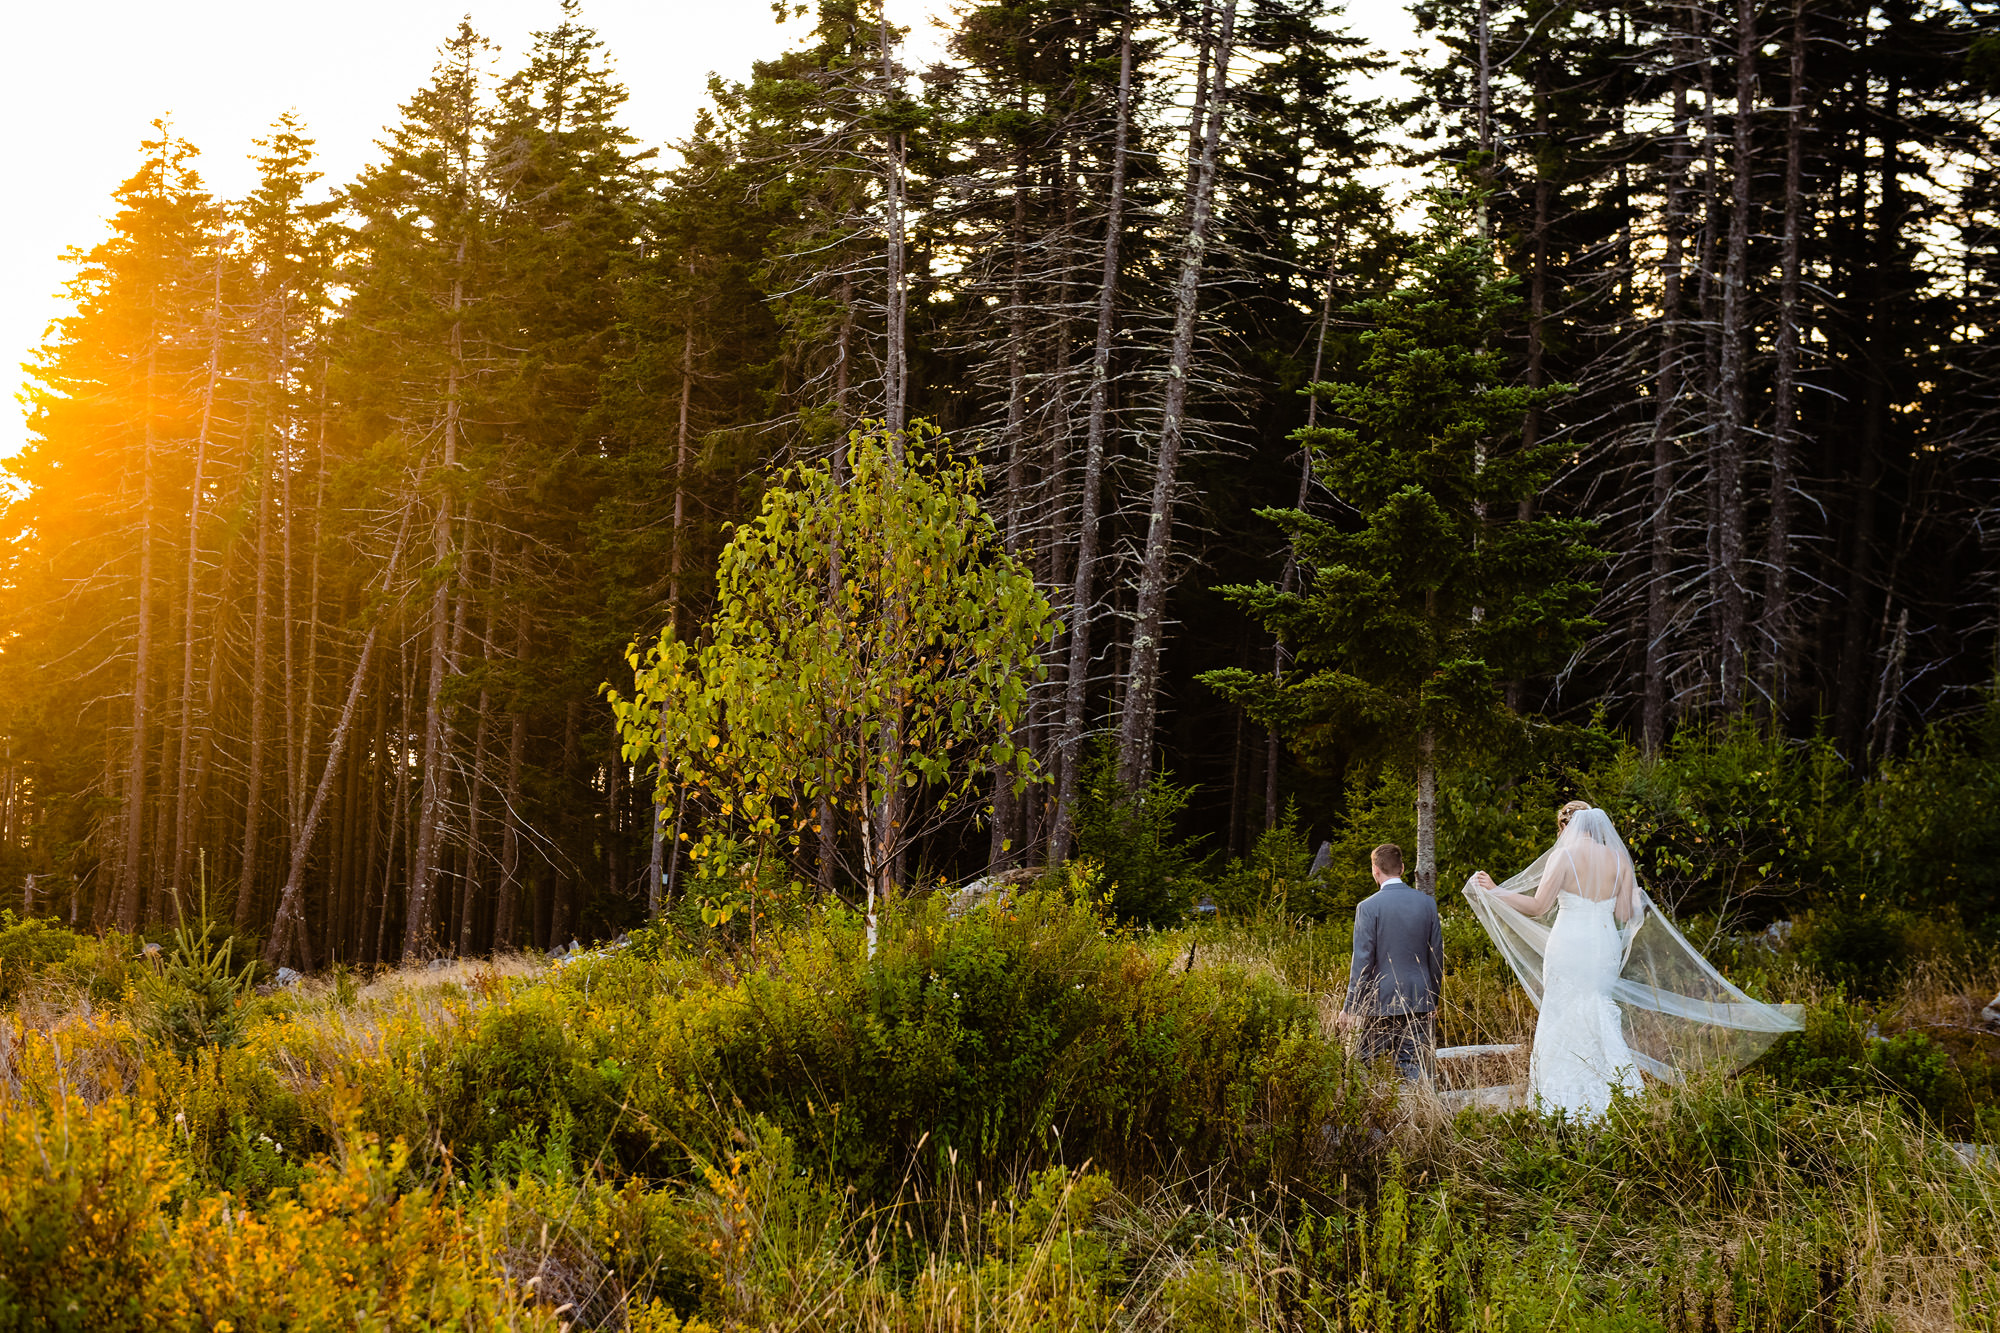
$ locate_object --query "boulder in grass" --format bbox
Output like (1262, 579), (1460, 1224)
(1982, 991), (2000, 1028)
(947, 867), (1038, 918)
(274, 967), (303, 987)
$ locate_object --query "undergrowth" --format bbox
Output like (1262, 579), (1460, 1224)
(0, 875), (1995, 1330)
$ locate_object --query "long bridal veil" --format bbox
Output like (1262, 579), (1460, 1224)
(1460, 808), (1802, 1081)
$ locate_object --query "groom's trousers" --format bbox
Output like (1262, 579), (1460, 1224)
(1360, 1010), (1436, 1082)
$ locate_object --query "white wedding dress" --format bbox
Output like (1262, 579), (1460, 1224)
(1462, 807), (1802, 1122)
(1530, 881), (1644, 1118)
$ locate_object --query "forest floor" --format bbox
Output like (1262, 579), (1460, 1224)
(1, 890), (1997, 1331)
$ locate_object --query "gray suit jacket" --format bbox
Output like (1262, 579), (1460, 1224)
(1345, 879), (1444, 1016)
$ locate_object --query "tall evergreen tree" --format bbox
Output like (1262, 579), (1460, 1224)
(1202, 193), (1599, 890)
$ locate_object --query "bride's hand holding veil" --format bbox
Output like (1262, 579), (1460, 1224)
(1460, 802), (1801, 1090)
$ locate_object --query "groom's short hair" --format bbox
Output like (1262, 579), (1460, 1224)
(1371, 844), (1404, 876)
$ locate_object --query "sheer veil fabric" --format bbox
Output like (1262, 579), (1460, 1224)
(1461, 808), (1803, 1085)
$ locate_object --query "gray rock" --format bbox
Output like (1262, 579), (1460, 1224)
(946, 867), (1036, 918)
(1950, 1142), (1996, 1172)
(274, 966), (303, 987)
(1982, 992), (2000, 1028)
(1309, 841), (1334, 876)
(1755, 918), (1796, 951)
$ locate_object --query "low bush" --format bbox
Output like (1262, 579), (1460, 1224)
(157, 1136), (559, 1331)
(1071, 745), (1206, 926)
(568, 891), (1392, 1200)
(0, 1094), (180, 1332)
(133, 915), (258, 1058)
(0, 911), (85, 1005)
(1758, 995), (1998, 1136)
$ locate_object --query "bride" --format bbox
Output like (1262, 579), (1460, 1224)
(1464, 801), (1801, 1121)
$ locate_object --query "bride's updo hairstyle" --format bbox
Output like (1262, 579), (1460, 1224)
(1556, 799), (1591, 833)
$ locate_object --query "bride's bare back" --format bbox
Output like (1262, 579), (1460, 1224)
(1488, 815), (1638, 924)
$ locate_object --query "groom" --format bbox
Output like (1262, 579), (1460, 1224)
(1337, 843), (1443, 1081)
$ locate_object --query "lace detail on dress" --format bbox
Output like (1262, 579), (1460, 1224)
(1528, 892), (1643, 1120)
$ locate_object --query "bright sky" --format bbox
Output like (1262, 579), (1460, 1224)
(1, 0), (1425, 464)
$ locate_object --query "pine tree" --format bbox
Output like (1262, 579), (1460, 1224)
(1201, 192), (1599, 891)
(13, 123), (223, 930)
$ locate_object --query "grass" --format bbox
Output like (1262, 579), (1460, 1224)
(0, 888), (1995, 1331)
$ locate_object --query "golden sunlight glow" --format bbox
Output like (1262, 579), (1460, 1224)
(2, 0), (1423, 468)
(0, 0), (966, 465)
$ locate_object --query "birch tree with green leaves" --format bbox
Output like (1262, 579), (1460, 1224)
(608, 423), (1055, 945)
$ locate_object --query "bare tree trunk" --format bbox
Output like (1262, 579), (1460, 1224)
(171, 254), (226, 904)
(358, 660), (389, 969)
(299, 451), (329, 957)
(1645, 24), (1694, 752)
(669, 309), (694, 621)
(329, 584), (359, 958)
(879, 15), (908, 438)
(1763, 0), (1808, 706)
(265, 508), (413, 970)
(1519, 81), (1552, 543)
(459, 565), (494, 957)
(1692, 12), (1727, 715)
(1871, 606), (1910, 758)
(1269, 258), (1338, 832)
(236, 433), (274, 930)
(354, 652), (388, 956)
(606, 733), (624, 911)
(440, 554), (472, 948)
(496, 608), (528, 948)
(820, 282), (852, 890)
(990, 137), (1033, 872)
(404, 254), (466, 958)
(551, 700), (581, 946)
(1, 737), (15, 857)
(1180, 1), (1216, 205)
(1115, 0), (1238, 793)
(117, 340), (159, 932)
(1049, 8), (1134, 865)
(374, 637), (414, 966)
(190, 553), (230, 908)
(1415, 727), (1438, 894)
(655, 298), (696, 913)
(1713, 0), (1757, 712)
(1836, 80), (1900, 753)
(277, 295), (301, 891)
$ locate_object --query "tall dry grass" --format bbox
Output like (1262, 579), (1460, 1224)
(2, 900), (1996, 1331)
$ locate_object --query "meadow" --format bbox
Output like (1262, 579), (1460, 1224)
(1, 841), (1995, 1331)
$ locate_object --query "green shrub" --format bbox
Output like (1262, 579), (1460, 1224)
(1209, 807), (1377, 923)
(1857, 702), (2000, 922)
(43, 929), (145, 1003)
(419, 988), (603, 1174)
(133, 914), (257, 1058)
(152, 1041), (319, 1198)
(0, 1096), (179, 1332)
(1790, 904), (1907, 997)
(1748, 997), (1991, 1135)
(1580, 723), (1853, 920)
(0, 911), (85, 1004)
(1070, 745), (1205, 926)
(422, 891), (1399, 1202)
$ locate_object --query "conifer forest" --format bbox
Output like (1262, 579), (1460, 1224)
(5, 0), (2000, 961)
(11, 2), (2000, 1327)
